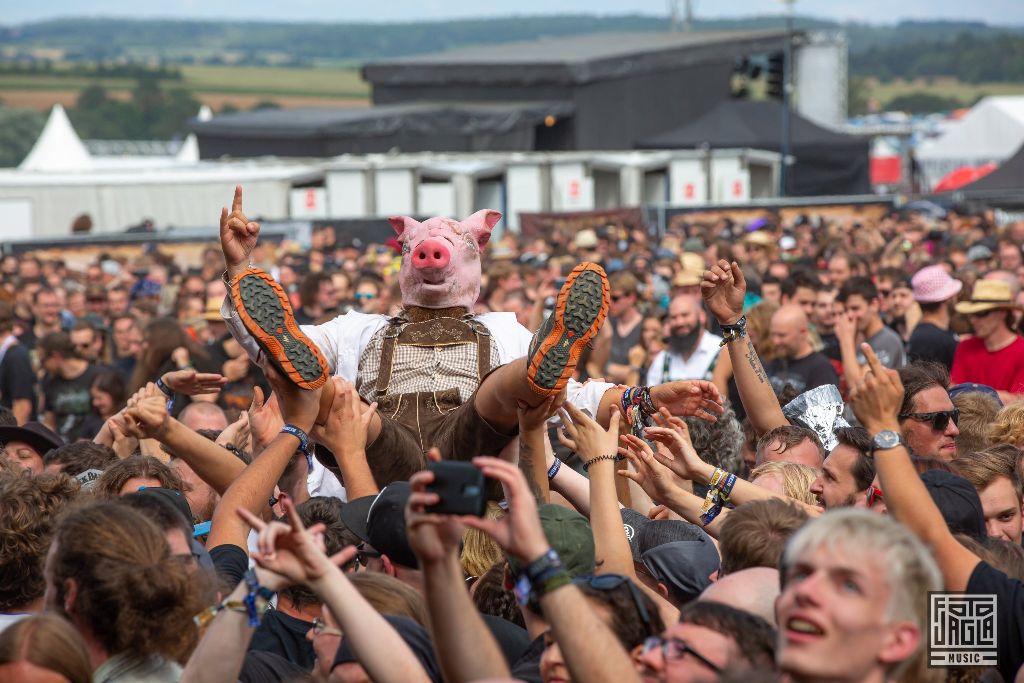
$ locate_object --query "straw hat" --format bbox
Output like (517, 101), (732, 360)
(954, 280), (1021, 315)
(672, 270), (703, 288)
(203, 296), (226, 322)
(679, 252), (706, 274)
(742, 231), (777, 249)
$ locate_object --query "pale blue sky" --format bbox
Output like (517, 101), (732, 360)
(3, 0), (1022, 25)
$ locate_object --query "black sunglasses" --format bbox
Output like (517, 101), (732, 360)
(642, 636), (722, 673)
(574, 574), (653, 633)
(356, 543), (381, 567)
(899, 408), (959, 432)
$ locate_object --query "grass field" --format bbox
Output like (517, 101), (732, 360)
(867, 77), (1024, 106)
(0, 63), (370, 111)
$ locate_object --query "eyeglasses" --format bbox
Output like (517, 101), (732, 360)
(574, 574), (653, 633)
(356, 543), (381, 567)
(642, 636), (722, 673)
(867, 485), (884, 507)
(311, 617), (343, 637)
(899, 408), (959, 432)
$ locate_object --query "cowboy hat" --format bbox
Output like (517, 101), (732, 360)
(954, 280), (1021, 315)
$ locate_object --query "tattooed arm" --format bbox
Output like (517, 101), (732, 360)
(702, 260), (788, 436)
(516, 393), (564, 503)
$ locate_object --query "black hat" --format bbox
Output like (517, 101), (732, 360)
(333, 615), (441, 682)
(339, 482), (418, 569)
(641, 536), (721, 605)
(0, 422), (64, 458)
(622, 508), (709, 563)
(921, 470), (986, 539)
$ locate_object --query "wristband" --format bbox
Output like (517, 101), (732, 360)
(547, 458), (562, 480)
(524, 548), (562, 584)
(242, 569), (273, 627)
(582, 454), (622, 471)
(719, 315), (748, 347)
(280, 424), (314, 472)
(155, 376), (173, 398)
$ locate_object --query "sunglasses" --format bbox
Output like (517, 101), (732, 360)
(356, 543), (381, 567)
(899, 408), (959, 432)
(354, 292), (377, 301)
(574, 574), (653, 633)
(311, 617), (343, 637)
(642, 636), (722, 673)
(877, 289), (892, 297)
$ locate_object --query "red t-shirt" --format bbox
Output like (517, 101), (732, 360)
(950, 336), (1024, 393)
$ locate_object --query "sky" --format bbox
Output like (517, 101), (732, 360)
(3, 0), (1023, 25)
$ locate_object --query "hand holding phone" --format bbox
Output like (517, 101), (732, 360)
(425, 461), (488, 517)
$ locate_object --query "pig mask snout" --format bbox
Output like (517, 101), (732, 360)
(411, 237), (451, 272)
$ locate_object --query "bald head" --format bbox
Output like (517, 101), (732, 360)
(178, 401), (229, 432)
(770, 305), (811, 360)
(700, 567), (781, 626)
(666, 294), (706, 342)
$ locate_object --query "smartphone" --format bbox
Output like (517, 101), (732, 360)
(426, 461), (488, 517)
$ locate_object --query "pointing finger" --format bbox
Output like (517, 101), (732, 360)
(232, 185), (244, 213)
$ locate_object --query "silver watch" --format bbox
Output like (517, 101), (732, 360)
(870, 430), (902, 456)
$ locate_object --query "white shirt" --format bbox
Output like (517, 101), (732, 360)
(645, 332), (723, 385)
(222, 300), (614, 436)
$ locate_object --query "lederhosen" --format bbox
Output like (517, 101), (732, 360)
(361, 308), (516, 485)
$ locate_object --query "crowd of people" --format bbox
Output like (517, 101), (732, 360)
(0, 202), (1023, 683)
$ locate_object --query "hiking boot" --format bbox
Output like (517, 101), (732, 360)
(526, 262), (609, 396)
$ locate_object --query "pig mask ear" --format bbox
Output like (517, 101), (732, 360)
(388, 216), (420, 240)
(463, 210), (502, 250)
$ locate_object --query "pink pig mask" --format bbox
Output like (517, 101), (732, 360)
(389, 209), (502, 310)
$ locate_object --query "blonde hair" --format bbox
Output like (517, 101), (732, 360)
(990, 402), (1024, 447)
(781, 509), (942, 681)
(750, 461), (820, 506)
(460, 501), (504, 577)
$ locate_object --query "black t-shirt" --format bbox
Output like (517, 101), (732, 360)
(819, 332), (841, 362)
(509, 634), (545, 683)
(764, 352), (839, 396)
(907, 322), (959, 370)
(42, 364), (101, 442)
(0, 343), (36, 412)
(481, 614), (531, 666)
(209, 543), (249, 588)
(966, 561), (1023, 682)
(248, 609), (316, 671)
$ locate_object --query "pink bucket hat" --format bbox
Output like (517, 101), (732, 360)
(911, 265), (963, 304)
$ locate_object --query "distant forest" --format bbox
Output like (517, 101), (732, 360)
(1, 15), (1023, 81)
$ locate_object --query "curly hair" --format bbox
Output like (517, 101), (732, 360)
(44, 441), (118, 477)
(749, 461), (820, 506)
(0, 472), (80, 611)
(990, 402), (1024, 448)
(51, 502), (202, 663)
(685, 404), (745, 473)
(94, 455), (185, 500)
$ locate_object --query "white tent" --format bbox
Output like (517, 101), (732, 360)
(18, 104), (93, 172)
(916, 96), (1024, 190)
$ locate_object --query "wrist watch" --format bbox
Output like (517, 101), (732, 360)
(870, 430), (902, 456)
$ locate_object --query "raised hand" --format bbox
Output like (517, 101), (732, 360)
(122, 395), (170, 440)
(517, 390), (565, 433)
(849, 342), (904, 434)
(217, 410), (252, 454)
(162, 368), (228, 396)
(237, 498), (355, 587)
(261, 360), (321, 431)
(649, 380), (724, 422)
(701, 259), (746, 325)
(171, 346), (191, 370)
(405, 460), (467, 567)
(220, 185), (261, 279)
(461, 457), (550, 565)
(107, 415), (138, 458)
(834, 310), (857, 344)
(643, 409), (709, 481)
(559, 403), (620, 462)
(310, 378), (377, 457)
(248, 386), (284, 452)
(618, 434), (681, 501)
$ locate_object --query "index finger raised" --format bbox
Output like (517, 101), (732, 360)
(232, 185), (244, 213)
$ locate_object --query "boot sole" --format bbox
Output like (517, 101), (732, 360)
(527, 262), (609, 396)
(229, 267), (329, 390)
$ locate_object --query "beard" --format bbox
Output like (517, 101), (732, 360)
(668, 326), (702, 356)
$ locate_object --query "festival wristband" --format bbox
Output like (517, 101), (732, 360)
(547, 458), (562, 480)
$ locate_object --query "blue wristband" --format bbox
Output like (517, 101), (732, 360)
(547, 458), (562, 480)
(155, 376), (173, 398)
(280, 424), (313, 472)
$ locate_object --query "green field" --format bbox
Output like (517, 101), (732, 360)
(867, 77), (1024, 106)
(0, 63), (370, 106)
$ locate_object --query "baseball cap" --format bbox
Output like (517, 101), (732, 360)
(966, 245), (994, 263)
(921, 470), (986, 539)
(641, 536), (721, 604)
(0, 422), (64, 458)
(621, 507), (709, 563)
(948, 383), (1002, 407)
(506, 504), (596, 579)
(340, 482), (419, 569)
